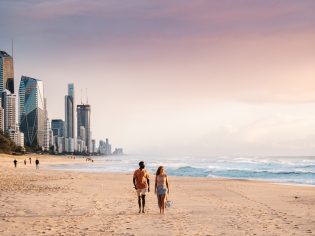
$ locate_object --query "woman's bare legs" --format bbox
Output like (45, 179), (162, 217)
(161, 194), (166, 214)
(157, 195), (162, 214)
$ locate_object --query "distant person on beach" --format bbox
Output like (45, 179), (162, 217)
(155, 166), (170, 214)
(13, 159), (17, 168)
(133, 161), (150, 213)
(29, 157), (31, 164)
(35, 159), (39, 169)
(24, 159), (26, 165)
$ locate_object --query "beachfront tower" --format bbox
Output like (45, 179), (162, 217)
(65, 83), (75, 139)
(0, 51), (14, 94)
(19, 76), (45, 147)
(1, 89), (16, 132)
(77, 104), (91, 153)
(51, 119), (65, 137)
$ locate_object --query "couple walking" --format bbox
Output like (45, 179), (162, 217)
(133, 161), (170, 214)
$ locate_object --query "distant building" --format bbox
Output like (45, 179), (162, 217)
(19, 76), (45, 147)
(54, 136), (64, 153)
(51, 119), (64, 137)
(113, 148), (124, 155)
(77, 104), (91, 153)
(17, 131), (24, 147)
(43, 98), (50, 151)
(0, 106), (4, 133)
(79, 126), (86, 141)
(8, 126), (24, 147)
(99, 138), (111, 155)
(0, 51), (14, 93)
(2, 90), (16, 132)
(91, 139), (97, 153)
(64, 138), (75, 153)
(65, 83), (75, 139)
(49, 129), (53, 147)
(76, 139), (86, 153)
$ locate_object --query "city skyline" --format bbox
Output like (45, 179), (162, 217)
(1, 0), (314, 155)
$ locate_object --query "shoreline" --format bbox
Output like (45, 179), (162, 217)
(1, 153), (314, 235)
(4, 153), (315, 188)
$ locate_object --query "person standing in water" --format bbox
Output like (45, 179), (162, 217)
(24, 159), (26, 165)
(35, 159), (39, 169)
(29, 157), (31, 164)
(13, 159), (17, 168)
(133, 161), (150, 213)
(155, 166), (170, 214)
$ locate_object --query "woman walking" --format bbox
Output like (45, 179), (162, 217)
(155, 166), (169, 214)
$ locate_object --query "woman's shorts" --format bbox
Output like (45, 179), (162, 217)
(136, 188), (147, 196)
(157, 186), (167, 196)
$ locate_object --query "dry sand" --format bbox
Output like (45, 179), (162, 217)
(0, 154), (314, 236)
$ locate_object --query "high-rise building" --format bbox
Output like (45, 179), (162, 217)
(51, 119), (64, 137)
(43, 99), (50, 151)
(99, 138), (112, 155)
(77, 104), (91, 153)
(19, 76), (45, 147)
(65, 83), (75, 138)
(49, 129), (53, 147)
(91, 139), (96, 153)
(76, 139), (86, 153)
(64, 138), (75, 153)
(0, 51), (14, 94)
(0, 106), (4, 133)
(54, 136), (64, 153)
(1, 90), (16, 132)
(8, 125), (24, 147)
(79, 126), (86, 141)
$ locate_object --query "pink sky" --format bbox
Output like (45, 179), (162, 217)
(0, 0), (314, 155)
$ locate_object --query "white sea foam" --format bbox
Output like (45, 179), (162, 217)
(48, 155), (315, 186)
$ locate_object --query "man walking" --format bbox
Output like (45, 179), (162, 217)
(133, 161), (150, 213)
(35, 159), (39, 169)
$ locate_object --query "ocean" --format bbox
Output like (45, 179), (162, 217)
(49, 155), (315, 186)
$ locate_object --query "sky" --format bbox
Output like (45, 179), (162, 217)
(0, 0), (315, 156)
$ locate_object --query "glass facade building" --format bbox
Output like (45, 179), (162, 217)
(77, 104), (91, 153)
(51, 119), (65, 137)
(1, 90), (16, 132)
(19, 76), (45, 147)
(65, 83), (75, 138)
(0, 51), (14, 93)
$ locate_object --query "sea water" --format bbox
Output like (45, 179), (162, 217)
(49, 155), (315, 186)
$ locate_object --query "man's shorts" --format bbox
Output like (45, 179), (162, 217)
(136, 188), (147, 196)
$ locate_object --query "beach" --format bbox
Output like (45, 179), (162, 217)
(0, 154), (314, 236)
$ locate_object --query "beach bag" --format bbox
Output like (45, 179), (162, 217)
(165, 194), (172, 208)
(165, 200), (173, 208)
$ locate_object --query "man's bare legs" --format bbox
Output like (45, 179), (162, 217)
(138, 194), (146, 213)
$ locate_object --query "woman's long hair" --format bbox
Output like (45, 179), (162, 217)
(156, 166), (164, 176)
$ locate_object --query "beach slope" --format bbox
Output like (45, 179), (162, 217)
(0, 155), (314, 235)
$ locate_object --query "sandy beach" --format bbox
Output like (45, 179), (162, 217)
(0, 154), (314, 236)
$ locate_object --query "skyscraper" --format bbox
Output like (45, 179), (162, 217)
(19, 76), (45, 147)
(0, 51), (14, 93)
(0, 106), (4, 133)
(65, 83), (75, 138)
(2, 90), (16, 132)
(77, 104), (91, 153)
(43, 98), (50, 151)
(51, 119), (64, 137)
